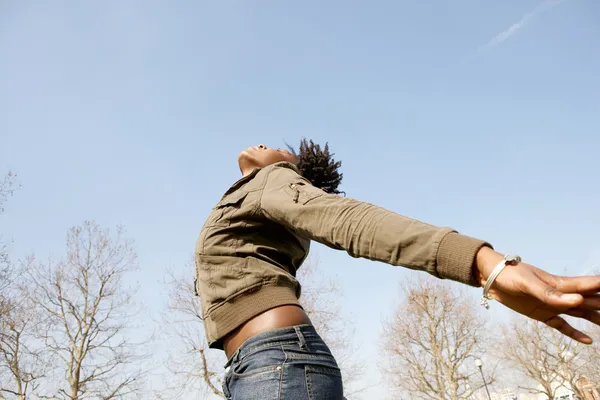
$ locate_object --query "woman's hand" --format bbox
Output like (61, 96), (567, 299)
(475, 247), (600, 344)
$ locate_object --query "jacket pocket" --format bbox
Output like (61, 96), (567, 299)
(285, 182), (326, 205)
(216, 190), (248, 208)
(209, 190), (249, 226)
(196, 256), (254, 318)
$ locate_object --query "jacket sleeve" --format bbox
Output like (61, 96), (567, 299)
(259, 163), (491, 286)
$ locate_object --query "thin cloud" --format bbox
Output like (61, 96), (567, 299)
(481, 0), (568, 50)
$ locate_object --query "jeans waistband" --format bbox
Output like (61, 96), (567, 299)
(224, 324), (319, 368)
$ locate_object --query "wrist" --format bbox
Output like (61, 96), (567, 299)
(474, 246), (505, 287)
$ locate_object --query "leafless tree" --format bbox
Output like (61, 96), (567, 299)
(1, 171), (18, 310)
(160, 256), (365, 399)
(380, 278), (494, 400)
(578, 327), (600, 398)
(500, 316), (594, 399)
(586, 327), (600, 380)
(160, 268), (226, 399)
(0, 171), (32, 400)
(295, 256), (366, 398)
(0, 171), (17, 214)
(0, 268), (49, 400)
(28, 221), (147, 400)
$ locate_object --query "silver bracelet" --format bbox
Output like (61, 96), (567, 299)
(480, 254), (521, 309)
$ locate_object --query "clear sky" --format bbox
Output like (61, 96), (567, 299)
(1, 1), (599, 398)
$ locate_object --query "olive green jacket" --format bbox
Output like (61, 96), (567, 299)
(195, 162), (490, 349)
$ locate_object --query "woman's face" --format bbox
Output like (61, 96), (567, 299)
(238, 144), (297, 175)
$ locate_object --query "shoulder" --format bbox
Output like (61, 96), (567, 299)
(266, 161), (302, 176)
(260, 162), (310, 187)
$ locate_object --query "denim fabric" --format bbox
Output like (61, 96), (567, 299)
(222, 325), (345, 400)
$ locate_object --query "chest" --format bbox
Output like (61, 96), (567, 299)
(196, 189), (310, 273)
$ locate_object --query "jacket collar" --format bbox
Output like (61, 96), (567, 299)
(223, 162), (299, 197)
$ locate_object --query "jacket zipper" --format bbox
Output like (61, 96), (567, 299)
(290, 183), (300, 203)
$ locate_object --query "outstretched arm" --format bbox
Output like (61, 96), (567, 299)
(259, 163), (490, 285)
(261, 163), (600, 344)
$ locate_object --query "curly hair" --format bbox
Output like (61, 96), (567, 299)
(286, 138), (344, 195)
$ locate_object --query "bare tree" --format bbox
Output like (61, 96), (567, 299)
(1, 171), (18, 307)
(380, 278), (494, 400)
(160, 268), (226, 399)
(578, 327), (600, 399)
(0, 171), (17, 214)
(500, 316), (593, 399)
(29, 221), (147, 400)
(0, 170), (36, 400)
(160, 256), (365, 399)
(585, 327), (600, 380)
(295, 256), (366, 398)
(0, 269), (48, 400)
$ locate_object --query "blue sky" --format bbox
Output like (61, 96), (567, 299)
(1, 1), (599, 398)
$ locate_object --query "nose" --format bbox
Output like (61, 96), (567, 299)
(258, 144), (267, 150)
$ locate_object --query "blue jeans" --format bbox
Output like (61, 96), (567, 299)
(222, 324), (345, 399)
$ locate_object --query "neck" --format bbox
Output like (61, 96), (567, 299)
(239, 167), (252, 177)
(240, 165), (257, 177)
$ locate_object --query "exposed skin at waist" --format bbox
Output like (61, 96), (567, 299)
(223, 305), (312, 359)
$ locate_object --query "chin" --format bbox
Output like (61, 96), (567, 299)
(238, 148), (253, 160)
(237, 153), (247, 168)
(238, 151), (257, 172)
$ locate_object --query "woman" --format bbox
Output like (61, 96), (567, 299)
(195, 139), (600, 400)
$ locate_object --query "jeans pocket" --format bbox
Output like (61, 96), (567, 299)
(228, 346), (284, 400)
(232, 346), (284, 378)
(232, 364), (282, 380)
(305, 365), (344, 400)
(230, 365), (282, 400)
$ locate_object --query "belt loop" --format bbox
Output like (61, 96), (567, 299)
(294, 326), (307, 350)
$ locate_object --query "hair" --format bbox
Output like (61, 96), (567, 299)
(286, 138), (344, 195)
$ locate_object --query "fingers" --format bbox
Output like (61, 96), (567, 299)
(565, 309), (600, 326)
(524, 270), (584, 308)
(580, 294), (600, 310)
(544, 316), (593, 344)
(547, 274), (600, 294)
